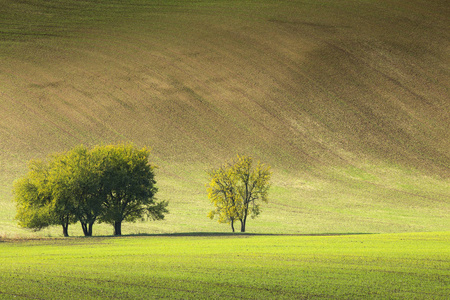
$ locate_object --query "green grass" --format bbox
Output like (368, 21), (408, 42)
(0, 232), (449, 299)
(0, 0), (449, 237)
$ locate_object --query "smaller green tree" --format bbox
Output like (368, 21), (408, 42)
(14, 174), (53, 231)
(207, 166), (240, 232)
(14, 160), (76, 237)
(207, 155), (271, 232)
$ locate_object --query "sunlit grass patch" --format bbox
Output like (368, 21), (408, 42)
(0, 232), (448, 299)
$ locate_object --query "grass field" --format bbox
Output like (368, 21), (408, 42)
(1, 0), (449, 237)
(1, 1), (448, 298)
(0, 232), (449, 299)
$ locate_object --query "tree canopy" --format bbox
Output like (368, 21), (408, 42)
(14, 144), (168, 236)
(207, 155), (271, 232)
(93, 144), (167, 235)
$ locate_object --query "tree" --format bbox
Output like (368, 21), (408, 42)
(207, 155), (271, 232)
(14, 144), (168, 237)
(94, 144), (168, 236)
(14, 160), (76, 237)
(49, 146), (103, 237)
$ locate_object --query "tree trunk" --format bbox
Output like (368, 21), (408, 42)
(240, 220), (246, 233)
(81, 222), (94, 236)
(81, 223), (88, 236)
(61, 215), (70, 237)
(240, 211), (248, 232)
(88, 222), (94, 236)
(62, 224), (69, 237)
(230, 220), (235, 233)
(113, 221), (122, 236)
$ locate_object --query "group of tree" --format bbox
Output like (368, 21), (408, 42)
(14, 144), (168, 236)
(206, 155), (272, 232)
(14, 144), (271, 236)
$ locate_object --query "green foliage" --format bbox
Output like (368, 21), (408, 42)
(207, 155), (271, 232)
(48, 146), (104, 236)
(93, 144), (168, 235)
(14, 160), (75, 236)
(0, 233), (448, 299)
(13, 144), (168, 236)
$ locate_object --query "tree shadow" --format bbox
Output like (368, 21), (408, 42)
(124, 232), (374, 237)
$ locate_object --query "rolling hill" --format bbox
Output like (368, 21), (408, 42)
(0, 0), (449, 237)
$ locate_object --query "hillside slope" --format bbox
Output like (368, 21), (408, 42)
(0, 0), (449, 236)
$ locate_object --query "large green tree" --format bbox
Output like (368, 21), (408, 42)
(94, 144), (168, 236)
(207, 155), (271, 232)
